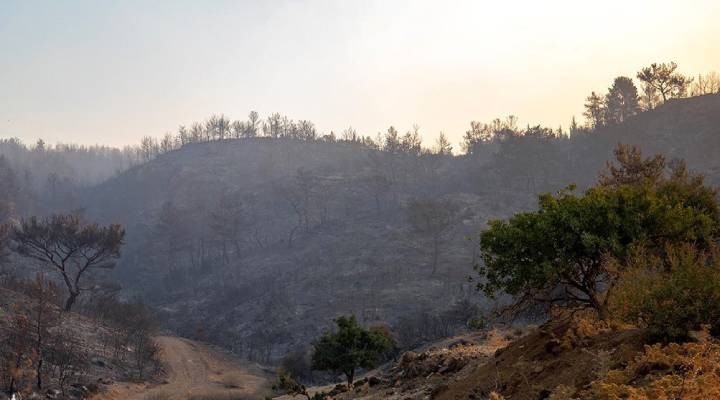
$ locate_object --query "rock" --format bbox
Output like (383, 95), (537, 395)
(45, 389), (61, 399)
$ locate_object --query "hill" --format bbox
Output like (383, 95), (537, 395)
(81, 94), (720, 364)
(84, 139), (502, 362)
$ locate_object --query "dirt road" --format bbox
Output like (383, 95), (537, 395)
(98, 336), (272, 400)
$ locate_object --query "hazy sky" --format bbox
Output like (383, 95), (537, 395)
(1, 0), (719, 148)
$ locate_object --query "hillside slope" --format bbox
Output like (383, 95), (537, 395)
(82, 94), (720, 362)
(0, 287), (157, 398)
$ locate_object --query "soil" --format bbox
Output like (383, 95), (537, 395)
(97, 336), (273, 400)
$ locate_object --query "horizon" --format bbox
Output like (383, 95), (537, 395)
(1, 0), (719, 149)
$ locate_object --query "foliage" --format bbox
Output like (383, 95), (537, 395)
(468, 317), (486, 331)
(609, 244), (720, 343)
(311, 315), (395, 387)
(605, 76), (640, 124)
(584, 91), (606, 128)
(476, 145), (720, 316)
(636, 61), (692, 106)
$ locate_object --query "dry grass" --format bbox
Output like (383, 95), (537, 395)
(217, 371), (245, 389)
(582, 335), (720, 399)
(145, 392), (173, 400)
(143, 390), (253, 400)
(187, 390), (255, 400)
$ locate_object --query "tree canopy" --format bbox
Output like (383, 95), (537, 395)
(311, 315), (394, 388)
(475, 145), (720, 316)
(637, 62), (692, 104)
(13, 214), (125, 310)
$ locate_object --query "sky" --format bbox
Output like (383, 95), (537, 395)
(1, 0), (719, 149)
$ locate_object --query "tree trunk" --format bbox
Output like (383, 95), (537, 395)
(64, 292), (78, 311)
(36, 357), (43, 389)
(432, 237), (439, 274)
(36, 315), (43, 389)
(346, 369), (355, 388)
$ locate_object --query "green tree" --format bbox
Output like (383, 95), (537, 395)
(475, 145), (720, 318)
(312, 316), (395, 388)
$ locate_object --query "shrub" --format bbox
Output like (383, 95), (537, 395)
(273, 370), (312, 399)
(609, 244), (720, 343)
(468, 317), (486, 331)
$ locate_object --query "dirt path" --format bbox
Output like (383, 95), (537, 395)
(98, 336), (272, 400)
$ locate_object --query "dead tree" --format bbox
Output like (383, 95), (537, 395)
(13, 214), (125, 311)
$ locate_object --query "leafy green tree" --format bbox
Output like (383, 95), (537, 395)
(475, 145), (720, 318)
(312, 316), (395, 388)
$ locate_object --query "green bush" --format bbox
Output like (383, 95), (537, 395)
(468, 317), (486, 331)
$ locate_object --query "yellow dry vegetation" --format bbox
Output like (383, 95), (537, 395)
(583, 335), (720, 399)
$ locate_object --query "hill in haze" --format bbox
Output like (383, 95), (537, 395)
(80, 94), (720, 364)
